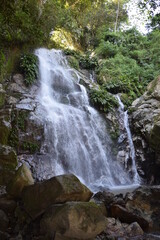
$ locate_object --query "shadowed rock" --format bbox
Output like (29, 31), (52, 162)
(22, 174), (93, 219)
(41, 202), (106, 240)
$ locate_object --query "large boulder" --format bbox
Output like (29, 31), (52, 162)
(22, 174), (93, 219)
(131, 76), (160, 183)
(7, 163), (34, 198)
(125, 186), (160, 232)
(0, 145), (18, 185)
(41, 202), (106, 240)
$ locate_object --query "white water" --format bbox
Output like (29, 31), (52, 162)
(35, 48), (132, 192)
(116, 95), (141, 184)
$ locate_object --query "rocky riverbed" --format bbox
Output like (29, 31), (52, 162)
(0, 166), (160, 240)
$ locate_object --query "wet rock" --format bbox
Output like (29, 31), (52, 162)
(0, 145), (18, 185)
(110, 204), (149, 231)
(97, 218), (143, 239)
(93, 191), (115, 205)
(126, 186), (160, 232)
(8, 74), (28, 95)
(41, 202), (106, 239)
(22, 174), (93, 219)
(117, 150), (128, 165)
(104, 218), (126, 237)
(0, 109), (12, 145)
(131, 76), (160, 183)
(0, 84), (6, 108)
(7, 163), (34, 198)
(0, 209), (9, 232)
(125, 222), (143, 237)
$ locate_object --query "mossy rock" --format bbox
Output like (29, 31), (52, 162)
(0, 84), (6, 108)
(41, 202), (106, 239)
(0, 109), (12, 145)
(0, 145), (17, 170)
(0, 145), (18, 185)
(22, 174), (93, 219)
(7, 163), (34, 199)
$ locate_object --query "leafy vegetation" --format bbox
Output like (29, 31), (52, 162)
(94, 28), (160, 107)
(19, 54), (38, 86)
(89, 88), (118, 112)
(0, 0), (159, 110)
(22, 141), (39, 153)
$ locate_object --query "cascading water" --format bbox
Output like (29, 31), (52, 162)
(116, 95), (140, 184)
(35, 48), (132, 192)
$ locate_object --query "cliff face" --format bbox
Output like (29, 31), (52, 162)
(131, 76), (160, 184)
(0, 73), (44, 185)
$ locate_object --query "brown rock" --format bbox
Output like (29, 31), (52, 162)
(126, 186), (160, 232)
(41, 202), (106, 240)
(0, 145), (18, 185)
(7, 163), (34, 198)
(111, 204), (149, 231)
(22, 174), (93, 219)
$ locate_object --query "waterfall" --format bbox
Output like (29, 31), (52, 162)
(35, 48), (132, 192)
(116, 95), (141, 184)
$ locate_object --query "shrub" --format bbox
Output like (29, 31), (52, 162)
(67, 56), (79, 69)
(79, 55), (98, 69)
(19, 53), (38, 86)
(89, 88), (118, 112)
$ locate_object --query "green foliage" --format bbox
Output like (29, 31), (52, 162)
(95, 40), (118, 58)
(79, 55), (98, 69)
(19, 54), (38, 86)
(22, 141), (39, 153)
(110, 123), (120, 140)
(17, 112), (29, 131)
(67, 56), (79, 69)
(95, 28), (160, 107)
(0, 0), (65, 48)
(139, 0), (160, 30)
(89, 88), (118, 112)
(0, 48), (21, 82)
(64, 49), (98, 70)
(9, 110), (29, 149)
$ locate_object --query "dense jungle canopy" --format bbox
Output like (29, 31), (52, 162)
(0, 0), (159, 106)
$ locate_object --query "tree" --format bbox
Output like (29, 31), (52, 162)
(139, 0), (160, 30)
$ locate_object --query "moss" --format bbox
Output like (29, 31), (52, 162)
(0, 145), (18, 171)
(22, 141), (39, 153)
(110, 123), (120, 140)
(17, 111), (29, 131)
(9, 110), (29, 149)
(0, 124), (11, 145)
(0, 91), (5, 108)
(121, 93), (132, 109)
(8, 128), (19, 149)
(67, 56), (79, 70)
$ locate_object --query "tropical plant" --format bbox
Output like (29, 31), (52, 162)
(19, 53), (38, 86)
